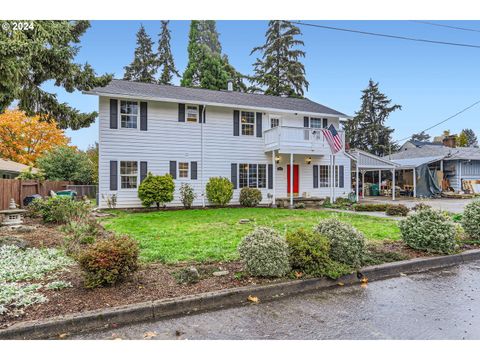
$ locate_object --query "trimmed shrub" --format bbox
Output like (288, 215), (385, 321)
(29, 197), (91, 224)
(412, 202), (431, 212)
(77, 235), (139, 288)
(461, 200), (480, 242)
(206, 177), (233, 206)
(314, 218), (365, 268)
(179, 183), (196, 209)
(399, 208), (457, 254)
(286, 229), (351, 279)
(138, 172), (175, 209)
(385, 204), (409, 216)
(239, 188), (262, 207)
(352, 203), (388, 212)
(238, 227), (290, 277)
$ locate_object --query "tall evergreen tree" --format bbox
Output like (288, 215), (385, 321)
(181, 20), (245, 91)
(344, 79), (401, 156)
(123, 25), (158, 83)
(459, 128), (478, 147)
(157, 21), (180, 85)
(0, 20), (111, 130)
(410, 131), (430, 142)
(250, 20), (309, 97)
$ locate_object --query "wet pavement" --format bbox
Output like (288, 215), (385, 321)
(73, 261), (480, 340)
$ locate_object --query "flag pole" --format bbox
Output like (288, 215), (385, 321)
(332, 154), (336, 202)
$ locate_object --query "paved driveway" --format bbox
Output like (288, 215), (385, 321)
(73, 261), (480, 340)
(362, 197), (476, 213)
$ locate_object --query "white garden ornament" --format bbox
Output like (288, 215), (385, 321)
(0, 198), (27, 228)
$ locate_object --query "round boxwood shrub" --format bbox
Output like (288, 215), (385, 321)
(205, 177), (233, 206)
(385, 204), (409, 217)
(286, 228), (351, 279)
(461, 200), (480, 242)
(238, 227), (290, 277)
(399, 208), (457, 254)
(138, 172), (175, 209)
(77, 234), (139, 288)
(314, 218), (365, 268)
(239, 188), (262, 207)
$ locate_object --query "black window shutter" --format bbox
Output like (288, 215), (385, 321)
(304, 116), (309, 128)
(140, 102), (148, 131)
(169, 161), (177, 179)
(110, 161), (118, 190)
(231, 163), (238, 189)
(323, 118), (328, 128)
(191, 161), (198, 180)
(140, 161), (148, 183)
(268, 164), (273, 189)
(339, 165), (345, 188)
(256, 112), (263, 137)
(233, 110), (239, 136)
(110, 99), (118, 129)
(178, 103), (185, 122)
(199, 105), (204, 123)
(313, 165), (319, 189)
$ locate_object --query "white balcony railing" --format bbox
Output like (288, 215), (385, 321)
(264, 126), (345, 154)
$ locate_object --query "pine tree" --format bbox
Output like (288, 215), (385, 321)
(124, 25), (158, 83)
(410, 131), (430, 142)
(157, 21), (180, 85)
(250, 20), (309, 97)
(459, 128), (478, 147)
(344, 79), (401, 156)
(181, 20), (245, 91)
(0, 21), (111, 130)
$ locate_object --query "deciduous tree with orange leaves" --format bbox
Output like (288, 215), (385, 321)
(0, 109), (69, 166)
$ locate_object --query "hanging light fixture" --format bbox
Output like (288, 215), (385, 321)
(305, 156), (312, 165)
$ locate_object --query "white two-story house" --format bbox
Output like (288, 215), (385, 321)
(85, 79), (352, 208)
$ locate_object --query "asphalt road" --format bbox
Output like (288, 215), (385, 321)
(73, 260), (480, 340)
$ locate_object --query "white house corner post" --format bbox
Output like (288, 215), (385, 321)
(201, 105), (206, 207)
(361, 170), (365, 199)
(392, 169), (396, 201)
(413, 167), (417, 198)
(272, 150), (276, 207)
(378, 170), (381, 193)
(355, 163), (359, 202)
(290, 153), (294, 208)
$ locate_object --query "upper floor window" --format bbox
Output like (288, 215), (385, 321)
(310, 117), (328, 129)
(178, 162), (189, 178)
(271, 117), (280, 128)
(186, 105), (198, 122)
(241, 111), (255, 136)
(120, 161), (138, 189)
(120, 101), (138, 129)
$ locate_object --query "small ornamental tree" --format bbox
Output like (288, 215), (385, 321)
(179, 183), (196, 209)
(138, 173), (175, 209)
(205, 177), (233, 206)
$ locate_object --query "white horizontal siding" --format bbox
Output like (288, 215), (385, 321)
(98, 96), (350, 208)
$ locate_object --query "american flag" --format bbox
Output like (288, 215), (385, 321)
(322, 124), (343, 153)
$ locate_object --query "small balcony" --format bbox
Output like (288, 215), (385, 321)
(264, 126), (345, 155)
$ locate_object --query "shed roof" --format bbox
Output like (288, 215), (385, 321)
(349, 149), (397, 169)
(387, 145), (480, 162)
(393, 156), (445, 169)
(0, 158), (38, 174)
(85, 79), (348, 117)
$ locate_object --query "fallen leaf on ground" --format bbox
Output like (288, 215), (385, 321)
(337, 282), (344, 286)
(360, 276), (368, 284)
(361, 283), (368, 288)
(175, 330), (184, 337)
(295, 271), (303, 278)
(143, 331), (158, 339)
(58, 333), (69, 339)
(247, 295), (259, 303)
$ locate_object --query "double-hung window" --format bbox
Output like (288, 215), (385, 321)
(319, 165), (330, 187)
(270, 117), (280, 128)
(310, 117), (328, 129)
(241, 111), (255, 136)
(120, 161), (138, 189)
(120, 101), (138, 128)
(239, 163), (267, 189)
(178, 162), (189, 178)
(186, 105), (198, 122)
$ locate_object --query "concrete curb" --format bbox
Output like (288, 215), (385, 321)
(2, 249), (480, 340)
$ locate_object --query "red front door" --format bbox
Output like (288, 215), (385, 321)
(287, 164), (299, 195)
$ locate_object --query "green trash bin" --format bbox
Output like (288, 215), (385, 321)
(370, 184), (380, 196)
(55, 190), (77, 199)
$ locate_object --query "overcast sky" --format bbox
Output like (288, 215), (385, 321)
(43, 20), (480, 149)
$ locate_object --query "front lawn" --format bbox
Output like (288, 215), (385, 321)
(101, 208), (401, 263)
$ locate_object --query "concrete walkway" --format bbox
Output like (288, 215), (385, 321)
(360, 197), (477, 213)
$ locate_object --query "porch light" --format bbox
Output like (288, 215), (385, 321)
(305, 156), (312, 165)
(275, 155), (281, 164)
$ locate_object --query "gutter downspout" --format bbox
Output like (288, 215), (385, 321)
(201, 105), (206, 207)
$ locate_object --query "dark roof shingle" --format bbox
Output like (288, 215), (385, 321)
(86, 79), (347, 116)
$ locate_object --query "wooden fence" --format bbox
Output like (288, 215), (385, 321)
(0, 179), (71, 210)
(66, 185), (98, 199)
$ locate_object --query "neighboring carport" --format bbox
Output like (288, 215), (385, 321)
(347, 149), (398, 202)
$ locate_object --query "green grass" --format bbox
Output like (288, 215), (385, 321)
(101, 208), (401, 264)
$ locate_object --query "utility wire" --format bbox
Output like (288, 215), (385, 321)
(412, 20), (480, 34)
(394, 99), (480, 143)
(291, 21), (480, 49)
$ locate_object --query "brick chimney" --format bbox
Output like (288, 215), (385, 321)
(442, 135), (457, 148)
